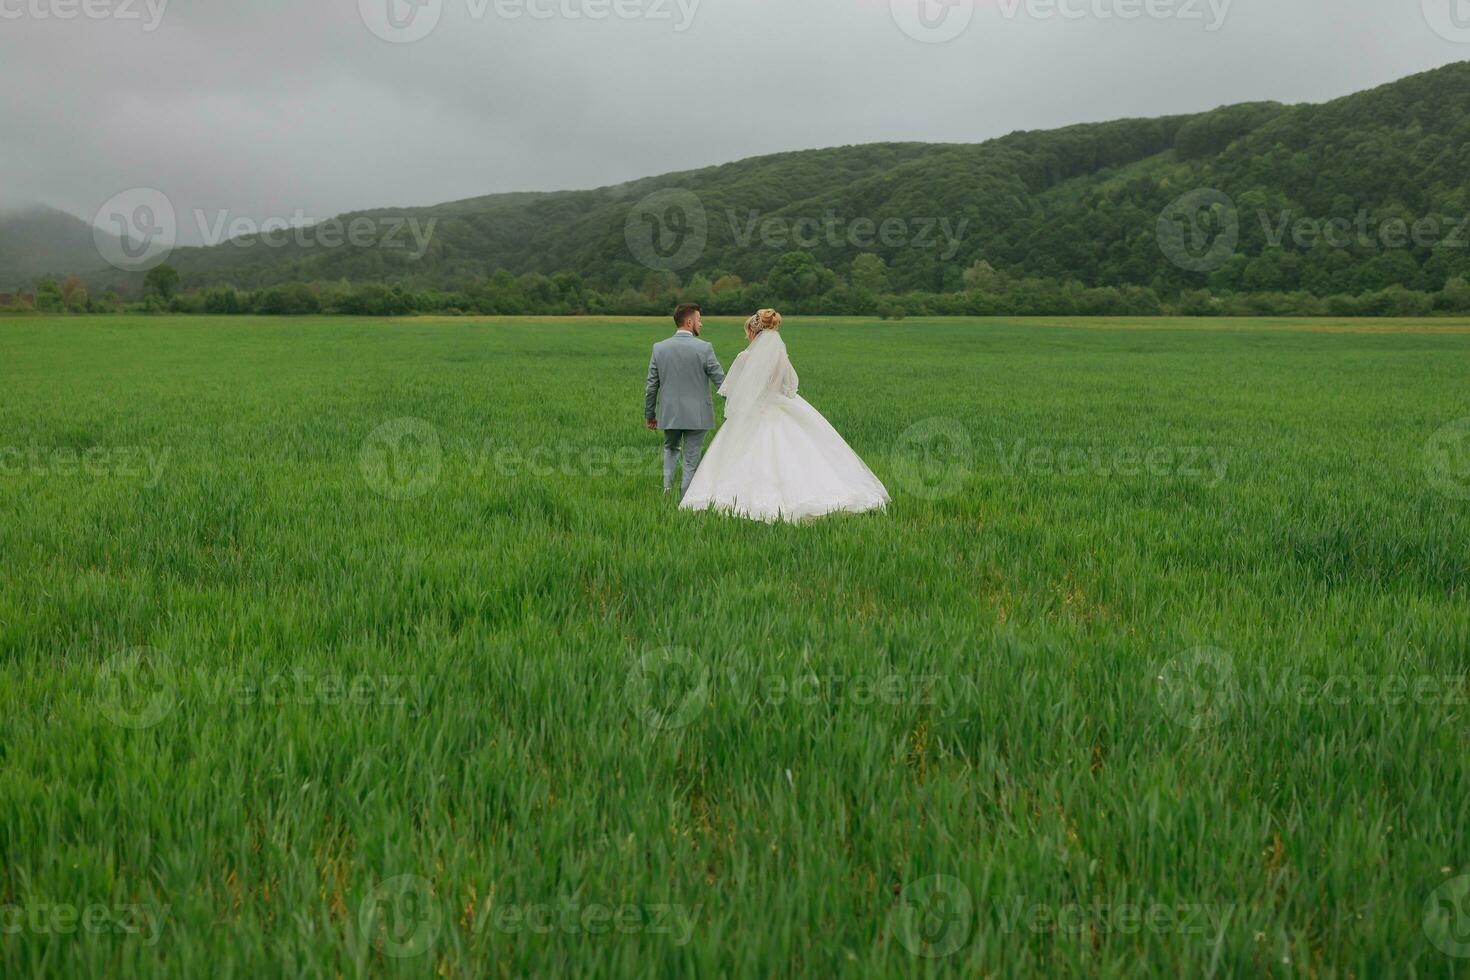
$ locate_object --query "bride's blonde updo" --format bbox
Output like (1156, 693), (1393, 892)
(745, 308), (783, 342)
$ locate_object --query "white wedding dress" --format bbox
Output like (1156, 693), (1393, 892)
(680, 331), (890, 523)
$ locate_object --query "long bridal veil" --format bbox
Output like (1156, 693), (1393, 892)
(719, 330), (798, 419)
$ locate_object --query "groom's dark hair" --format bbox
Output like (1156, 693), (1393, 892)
(673, 303), (701, 330)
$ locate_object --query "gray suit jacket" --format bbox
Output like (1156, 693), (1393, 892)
(645, 331), (726, 431)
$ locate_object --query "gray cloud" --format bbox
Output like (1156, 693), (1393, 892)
(1, 0), (1464, 244)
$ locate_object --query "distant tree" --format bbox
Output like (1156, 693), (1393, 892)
(339, 282), (413, 317)
(681, 274), (713, 310)
(850, 254), (889, 293)
(711, 274), (744, 295)
(35, 276), (63, 312)
(61, 276), (89, 313)
(767, 251), (835, 300)
(639, 270), (679, 300)
(203, 286), (247, 314)
(254, 283), (320, 315)
(875, 299), (906, 321)
(1439, 276), (1470, 313)
(517, 273), (557, 308)
(145, 264), (180, 301)
(551, 272), (586, 310)
(962, 260), (1003, 293)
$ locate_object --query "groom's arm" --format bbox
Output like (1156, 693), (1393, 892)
(703, 345), (726, 392)
(644, 352), (660, 427)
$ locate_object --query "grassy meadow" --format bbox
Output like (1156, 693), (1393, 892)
(1, 314), (1469, 978)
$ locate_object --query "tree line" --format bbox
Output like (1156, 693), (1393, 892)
(11, 251), (1469, 319)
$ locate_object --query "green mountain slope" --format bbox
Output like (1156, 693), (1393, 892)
(0, 206), (115, 285)
(31, 61), (1470, 306)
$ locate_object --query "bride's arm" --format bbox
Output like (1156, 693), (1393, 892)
(779, 349), (798, 398)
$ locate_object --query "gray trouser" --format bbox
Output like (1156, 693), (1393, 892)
(662, 429), (707, 496)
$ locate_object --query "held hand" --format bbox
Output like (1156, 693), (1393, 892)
(646, 418), (658, 431)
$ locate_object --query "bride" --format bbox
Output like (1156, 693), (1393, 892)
(681, 309), (890, 523)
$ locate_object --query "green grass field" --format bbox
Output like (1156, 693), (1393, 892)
(2, 314), (1469, 978)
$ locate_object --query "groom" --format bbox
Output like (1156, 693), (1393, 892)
(645, 303), (726, 497)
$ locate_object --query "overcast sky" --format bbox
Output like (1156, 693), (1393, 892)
(2, 0), (1464, 243)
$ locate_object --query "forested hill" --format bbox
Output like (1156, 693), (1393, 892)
(61, 61), (1470, 308)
